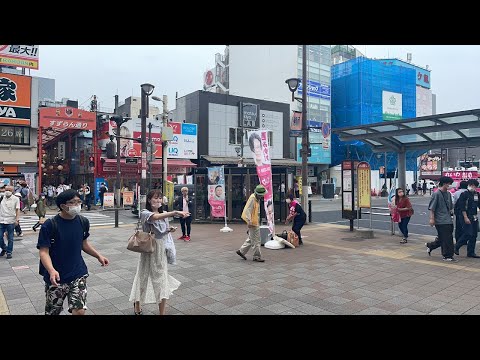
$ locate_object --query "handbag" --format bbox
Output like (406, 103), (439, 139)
(127, 220), (156, 253)
(287, 230), (299, 247)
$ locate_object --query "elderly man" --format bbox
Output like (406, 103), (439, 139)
(0, 185), (21, 259)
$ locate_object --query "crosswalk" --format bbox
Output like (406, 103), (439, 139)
(17, 212), (122, 230)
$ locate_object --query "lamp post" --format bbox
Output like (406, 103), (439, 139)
(152, 95), (169, 195)
(110, 114), (130, 227)
(140, 83), (155, 212)
(147, 122), (154, 190)
(285, 45), (308, 209)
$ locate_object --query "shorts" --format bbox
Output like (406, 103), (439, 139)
(44, 275), (88, 315)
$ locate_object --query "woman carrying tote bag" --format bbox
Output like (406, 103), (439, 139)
(130, 189), (190, 315)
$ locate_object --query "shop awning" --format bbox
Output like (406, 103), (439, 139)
(100, 158), (197, 177)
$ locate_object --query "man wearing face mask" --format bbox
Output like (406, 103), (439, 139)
(0, 185), (20, 259)
(454, 179), (480, 258)
(36, 189), (109, 315)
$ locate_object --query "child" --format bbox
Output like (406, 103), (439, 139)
(32, 193), (47, 232)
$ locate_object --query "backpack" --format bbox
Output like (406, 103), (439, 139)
(48, 214), (89, 244)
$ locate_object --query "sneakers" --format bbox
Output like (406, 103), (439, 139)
(400, 238), (407, 244)
(0, 249), (5, 257)
(467, 254), (480, 258)
(236, 250), (247, 260)
(6, 253), (12, 259)
(253, 257), (265, 262)
(454, 248), (460, 256)
(178, 235), (185, 240)
(184, 235), (191, 241)
(442, 257), (457, 262)
(425, 243), (432, 256)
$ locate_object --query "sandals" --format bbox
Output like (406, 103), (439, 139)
(400, 238), (408, 244)
(134, 303), (143, 315)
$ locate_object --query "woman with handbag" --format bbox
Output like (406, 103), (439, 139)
(129, 189), (190, 315)
(285, 194), (307, 245)
(393, 187), (414, 244)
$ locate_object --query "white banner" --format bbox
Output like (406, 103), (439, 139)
(58, 141), (66, 159)
(24, 173), (36, 195)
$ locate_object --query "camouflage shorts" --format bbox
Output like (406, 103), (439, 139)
(44, 275), (88, 315)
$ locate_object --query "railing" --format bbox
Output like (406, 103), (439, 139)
(361, 206), (395, 235)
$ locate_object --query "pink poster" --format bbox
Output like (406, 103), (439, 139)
(208, 166), (226, 218)
(247, 130), (275, 235)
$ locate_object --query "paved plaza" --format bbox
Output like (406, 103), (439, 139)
(2, 221), (480, 315)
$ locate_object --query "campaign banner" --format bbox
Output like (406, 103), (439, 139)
(123, 191), (134, 206)
(247, 130), (274, 235)
(208, 166), (225, 218)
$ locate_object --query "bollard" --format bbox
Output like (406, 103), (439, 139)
(308, 199), (312, 223)
(115, 208), (119, 228)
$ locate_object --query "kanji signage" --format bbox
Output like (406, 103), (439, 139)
(0, 45), (39, 70)
(0, 73), (31, 126)
(357, 161), (371, 208)
(39, 107), (96, 131)
(442, 171), (478, 181)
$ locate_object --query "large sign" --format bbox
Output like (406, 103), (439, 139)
(298, 80), (331, 100)
(207, 166), (226, 218)
(442, 171), (478, 181)
(239, 102), (259, 128)
(0, 45), (39, 70)
(382, 91), (402, 121)
(39, 107), (96, 130)
(420, 153), (441, 177)
(58, 141), (66, 160)
(167, 122), (198, 159)
(357, 162), (371, 208)
(289, 111), (302, 137)
(123, 191), (134, 206)
(203, 68), (216, 90)
(0, 73), (31, 126)
(103, 192), (115, 208)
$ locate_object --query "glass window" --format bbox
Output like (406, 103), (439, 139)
(237, 129), (243, 144)
(268, 131), (273, 146)
(229, 128), (236, 145)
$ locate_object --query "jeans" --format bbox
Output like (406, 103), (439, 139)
(455, 219), (478, 256)
(398, 216), (411, 238)
(180, 216), (192, 236)
(0, 223), (15, 254)
(292, 215), (306, 244)
(455, 212), (463, 243)
(84, 195), (91, 210)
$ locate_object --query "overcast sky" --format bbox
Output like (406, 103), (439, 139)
(32, 45), (480, 115)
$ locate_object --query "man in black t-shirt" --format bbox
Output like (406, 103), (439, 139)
(37, 189), (109, 315)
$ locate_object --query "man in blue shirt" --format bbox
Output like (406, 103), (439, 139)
(37, 189), (109, 315)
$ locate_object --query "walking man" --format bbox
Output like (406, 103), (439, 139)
(454, 179), (480, 258)
(236, 185), (267, 262)
(425, 176), (456, 261)
(84, 183), (92, 211)
(36, 189), (109, 315)
(0, 186), (20, 259)
(453, 180), (468, 243)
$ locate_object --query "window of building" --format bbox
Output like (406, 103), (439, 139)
(0, 126), (30, 145)
(229, 127), (244, 145)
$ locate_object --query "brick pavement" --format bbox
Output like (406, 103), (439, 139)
(2, 221), (480, 315)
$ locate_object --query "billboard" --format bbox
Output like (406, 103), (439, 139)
(167, 122), (198, 159)
(0, 45), (39, 70)
(420, 153), (441, 177)
(296, 120), (331, 164)
(289, 111), (302, 137)
(298, 80), (331, 100)
(382, 90), (402, 121)
(39, 107), (96, 130)
(416, 86), (433, 117)
(203, 68), (216, 90)
(239, 102), (259, 128)
(0, 73), (31, 126)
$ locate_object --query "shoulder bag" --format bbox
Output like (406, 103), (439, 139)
(127, 219), (156, 253)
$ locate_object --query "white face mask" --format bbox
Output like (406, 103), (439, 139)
(65, 205), (81, 217)
(5, 191), (12, 197)
(41, 196), (45, 199)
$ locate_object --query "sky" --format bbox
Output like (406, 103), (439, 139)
(30, 45), (480, 115)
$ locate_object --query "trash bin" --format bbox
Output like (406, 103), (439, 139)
(322, 183), (334, 199)
(260, 225), (270, 246)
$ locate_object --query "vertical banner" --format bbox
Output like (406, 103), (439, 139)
(164, 180), (174, 210)
(58, 141), (66, 159)
(208, 166), (226, 218)
(357, 162), (371, 208)
(247, 130), (274, 235)
(95, 177), (105, 205)
(24, 173), (36, 195)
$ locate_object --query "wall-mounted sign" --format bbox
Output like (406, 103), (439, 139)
(0, 73), (31, 126)
(239, 102), (259, 128)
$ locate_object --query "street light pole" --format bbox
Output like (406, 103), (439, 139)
(140, 83), (155, 213)
(148, 122), (153, 190)
(162, 95), (168, 194)
(301, 45), (308, 209)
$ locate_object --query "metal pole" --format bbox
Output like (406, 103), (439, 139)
(301, 45), (308, 209)
(38, 126), (43, 193)
(140, 88), (148, 212)
(384, 152), (387, 190)
(162, 95), (168, 194)
(114, 96), (120, 228)
(148, 122), (153, 190)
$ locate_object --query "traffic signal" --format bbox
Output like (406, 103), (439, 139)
(88, 156), (95, 168)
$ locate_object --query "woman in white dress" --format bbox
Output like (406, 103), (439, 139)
(130, 189), (190, 315)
